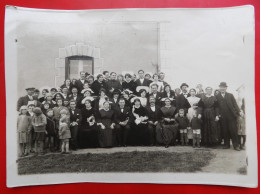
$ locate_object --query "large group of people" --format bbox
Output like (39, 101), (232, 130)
(16, 70), (246, 157)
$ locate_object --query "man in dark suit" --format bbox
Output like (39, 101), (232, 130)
(149, 83), (162, 106)
(69, 87), (82, 109)
(69, 99), (82, 150)
(107, 72), (123, 97)
(109, 89), (120, 110)
(75, 71), (88, 92)
(215, 82), (242, 151)
(17, 87), (41, 111)
(146, 96), (161, 145)
(176, 83), (191, 114)
(114, 98), (132, 146)
(134, 69), (150, 94)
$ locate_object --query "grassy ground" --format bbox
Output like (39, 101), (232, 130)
(18, 150), (215, 175)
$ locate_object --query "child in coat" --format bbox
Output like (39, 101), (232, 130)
(175, 109), (190, 146)
(189, 110), (202, 148)
(31, 107), (47, 155)
(17, 106), (32, 157)
(45, 109), (56, 152)
(59, 115), (71, 154)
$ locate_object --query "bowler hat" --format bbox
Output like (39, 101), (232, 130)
(180, 83), (189, 89)
(219, 82), (228, 87)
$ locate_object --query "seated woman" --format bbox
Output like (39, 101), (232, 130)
(80, 99), (99, 148)
(96, 101), (116, 148)
(156, 97), (179, 148)
(131, 87), (149, 108)
(130, 98), (149, 146)
(122, 73), (136, 93)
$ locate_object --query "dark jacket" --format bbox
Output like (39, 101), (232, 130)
(190, 117), (202, 129)
(69, 108), (82, 125)
(17, 95), (41, 111)
(109, 97), (120, 110)
(75, 79), (88, 92)
(149, 92), (163, 106)
(146, 105), (161, 122)
(114, 106), (132, 124)
(91, 80), (108, 96)
(215, 92), (240, 119)
(122, 80), (136, 93)
(176, 93), (191, 113)
(176, 116), (190, 129)
(69, 94), (83, 109)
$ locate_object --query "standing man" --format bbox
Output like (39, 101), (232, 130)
(159, 72), (169, 86)
(134, 69), (150, 94)
(69, 100), (82, 150)
(114, 98), (132, 147)
(175, 83), (191, 115)
(75, 71), (88, 92)
(61, 87), (70, 100)
(17, 87), (41, 111)
(69, 87), (82, 109)
(215, 82), (242, 151)
(103, 71), (110, 82)
(107, 72), (123, 97)
(149, 84), (162, 106)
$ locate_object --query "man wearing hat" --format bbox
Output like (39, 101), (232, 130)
(216, 82), (242, 151)
(17, 87), (40, 111)
(175, 83), (191, 114)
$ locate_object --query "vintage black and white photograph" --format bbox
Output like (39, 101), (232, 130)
(5, 6), (257, 187)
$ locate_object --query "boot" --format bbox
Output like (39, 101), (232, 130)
(180, 133), (184, 146)
(197, 136), (200, 148)
(184, 133), (188, 146)
(193, 134), (196, 148)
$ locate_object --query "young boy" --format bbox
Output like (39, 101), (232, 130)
(45, 109), (56, 152)
(189, 110), (202, 148)
(176, 109), (190, 146)
(59, 115), (71, 154)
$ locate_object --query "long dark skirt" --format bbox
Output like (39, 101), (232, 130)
(128, 123), (148, 146)
(156, 123), (178, 146)
(203, 109), (220, 145)
(98, 127), (114, 148)
(79, 125), (99, 148)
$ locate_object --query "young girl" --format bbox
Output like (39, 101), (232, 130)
(17, 106), (32, 157)
(45, 109), (56, 152)
(59, 115), (71, 154)
(31, 107), (47, 155)
(189, 110), (202, 148)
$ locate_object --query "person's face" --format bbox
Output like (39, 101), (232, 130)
(190, 90), (196, 97)
(123, 93), (129, 99)
(72, 88), (78, 94)
(138, 71), (144, 79)
(182, 86), (188, 93)
(70, 102), (76, 109)
(44, 104), (49, 110)
(165, 86), (170, 92)
(100, 91), (105, 97)
(72, 79), (76, 84)
(65, 80), (71, 85)
(151, 86), (157, 93)
(104, 73), (109, 79)
(160, 73), (165, 80)
(51, 90), (56, 95)
(206, 88), (213, 95)
(85, 91), (91, 97)
(28, 106), (35, 112)
(88, 77), (94, 84)
(175, 88), (181, 95)
(141, 91), (146, 97)
(165, 100), (171, 106)
(80, 72), (85, 79)
(42, 90), (47, 96)
(132, 74), (136, 80)
(56, 94), (62, 100)
(179, 112), (184, 117)
(153, 75), (159, 81)
(85, 101), (91, 108)
(149, 97), (155, 104)
(27, 90), (34, 96)
(145, 75), (151, 80)
(21, 109), (27, 115)
(57, 100), (63, 106)
(34, 92), (39, 98)
(135, 100), (141, 106)
(118, 76), (123, 82)
(219, 86), (227, 93)
(104, 102), (110, 109)
(111, 73), (116, 80)
(62, 88), (68, 94)
(98, 75), (104, 82)
(126, 76), (131, 82)
(113, 94), (119, 99)
(64, 100), (69, 106)
(47, 111), (54, 117)
(83, 83), (89, 89)
(119, 100), (125, 107)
